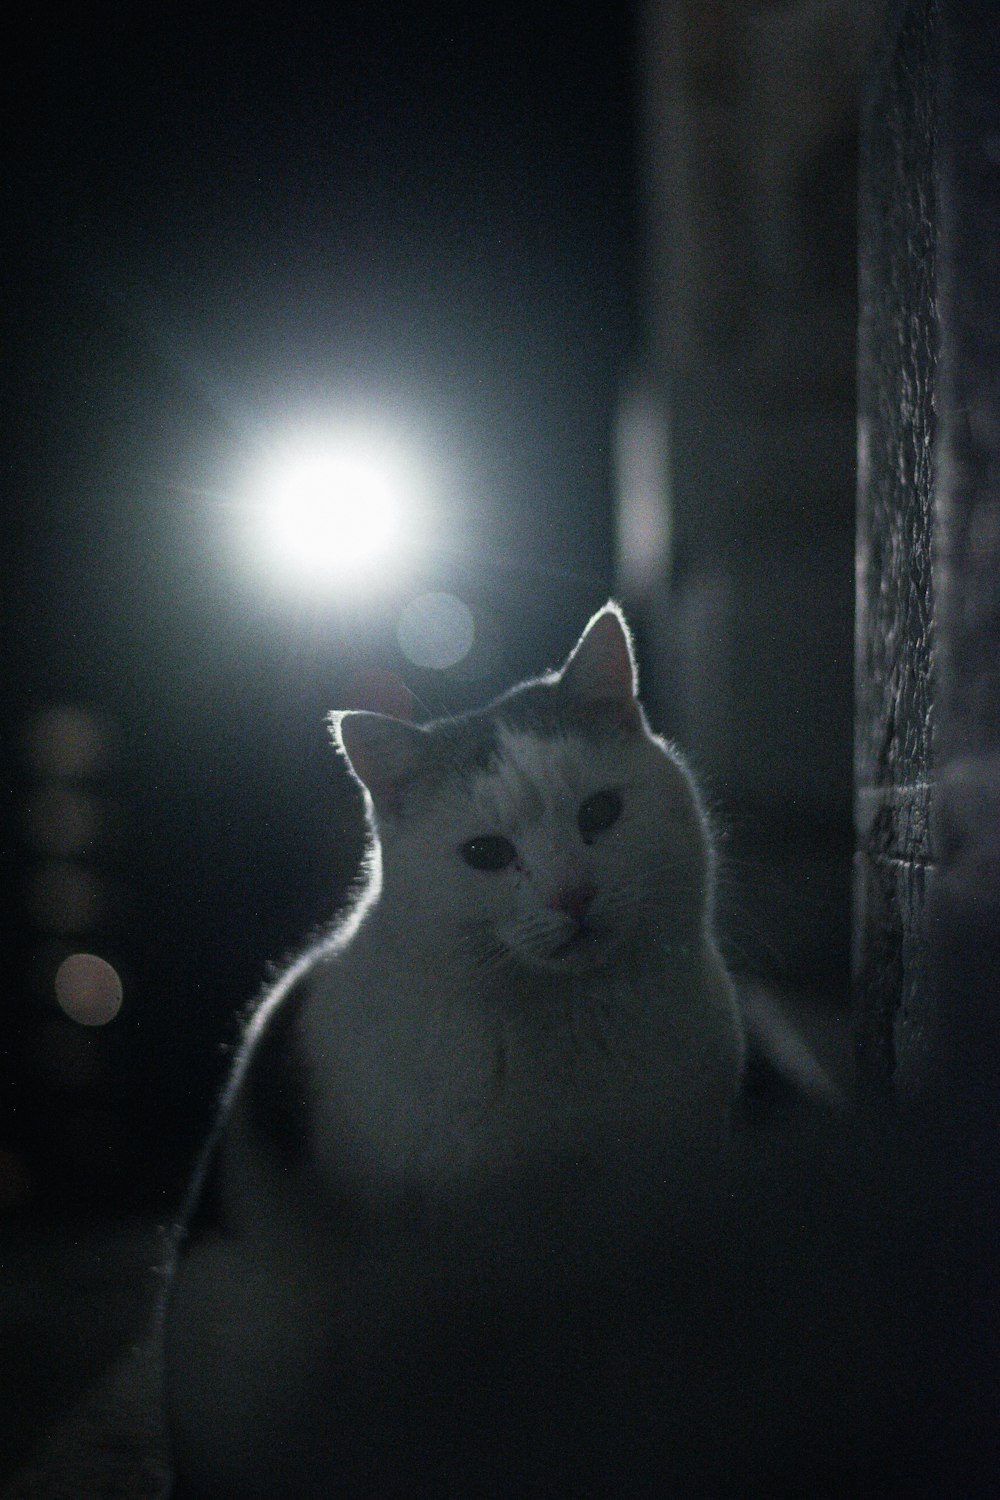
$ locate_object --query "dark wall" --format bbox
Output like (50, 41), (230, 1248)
(929, 0), (1000, 1102)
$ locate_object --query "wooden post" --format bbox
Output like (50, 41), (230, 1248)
(856, 0), (1000, 1107)
(854, 0), (939, 1095)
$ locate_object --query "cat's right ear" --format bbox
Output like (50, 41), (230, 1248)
(558, 602), (642, 731)
(330, 711), (427, 819)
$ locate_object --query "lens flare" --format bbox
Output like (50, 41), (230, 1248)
(397, 592), (475, 669)
(54, 953), (123, 1026)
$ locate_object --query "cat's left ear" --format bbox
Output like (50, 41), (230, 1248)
(330, 710), (427, 819)
(559, 603), (641, 728)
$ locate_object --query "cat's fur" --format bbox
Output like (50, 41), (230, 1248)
(164, 604), (747, 1498)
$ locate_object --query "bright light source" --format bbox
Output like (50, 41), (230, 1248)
(257, 443), (409, 590)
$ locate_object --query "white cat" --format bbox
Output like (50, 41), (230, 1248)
(164, 603), (746, 1498)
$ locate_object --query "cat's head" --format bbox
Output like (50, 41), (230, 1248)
(331, 604), (713, 978)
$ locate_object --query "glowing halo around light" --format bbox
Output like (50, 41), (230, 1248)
(256, 443), (410, 591)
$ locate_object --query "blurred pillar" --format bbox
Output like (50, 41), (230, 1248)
(626, 1), (877, 990)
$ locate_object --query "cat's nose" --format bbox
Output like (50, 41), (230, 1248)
(548, 880), (597, 924)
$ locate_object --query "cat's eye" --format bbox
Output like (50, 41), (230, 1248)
(578, 788), (623, 841)
(459, 834), (518, 872)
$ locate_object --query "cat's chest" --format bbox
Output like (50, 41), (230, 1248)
(299, 948), (736, 1196)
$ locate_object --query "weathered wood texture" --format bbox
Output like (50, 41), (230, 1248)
(856, 0), (1000, 1103)
(854, 0), (939, 1094)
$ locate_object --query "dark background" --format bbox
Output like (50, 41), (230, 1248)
(2, 5), (639, 1209)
